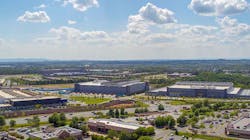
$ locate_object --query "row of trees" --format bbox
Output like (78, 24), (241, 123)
(176, 99), (249, 128)
(10, 77), (89, 85)
(92, 127), (155, 140)
(48, 113), (67, 127)
(0, 115), (29, 128)
(184, 72), (250, 88)
(154, 115), (176, 128)
(106, 108), (128, 118)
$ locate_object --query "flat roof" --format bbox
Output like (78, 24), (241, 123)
(0, 90), (15, 99)
(168, 81), (233, 90)
(150, 87), (167, 92)
(230, 115), (250, 132)
(0, 79), (5, 84)
(175, 81), (233, 86)
(0, 104), (11, 107)
(78, 80), (108, 86)
(228, 88), (241, 95)
(104, 80), (144, 87)
(89, 119), (143, 130)
(10, 96), (60, 102)
(78, 80), (144, 87)
(29, 126), (82, 139)
(12, 90), (31, 97)
(239, 89), (250, 96)
(168, 84), (230, 90)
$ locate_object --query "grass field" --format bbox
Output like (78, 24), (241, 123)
(30, 83), (74, 88)
(70, 96), (111, 104)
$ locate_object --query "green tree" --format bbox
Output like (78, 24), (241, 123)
(115, 109), (120, 118)
(69, 117), (79, 129)
(9, 120), (16, 127)
(158, 104), (165, 111)
(81, 125), (89, 135)
(107, 109), (114, 117)
(154, 115), (175, 128)
(32, 116), (40, 127)
(0, 116), (6, 127)
(166, 115), (176, 129)
(177, 115), (187, 126)
(120, 108), (125, 115)
(48, 113), (66, 127)
(241, 103), (247, 109)
(107, 130), (119, 139)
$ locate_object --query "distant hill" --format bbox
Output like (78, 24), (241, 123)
(0, 58), (48, 62)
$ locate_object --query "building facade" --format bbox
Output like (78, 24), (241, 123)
(9, 96), (67, 107)
(74, 80), (149, 96)
(167, 81), (234, 98)
(29, 126), (82, 140)
(88, 119), (144, 133)
(225, 113), (250, 139)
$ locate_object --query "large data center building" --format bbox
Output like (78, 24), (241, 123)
(167, 81), (235, 98)
(74, 80), (149, 96)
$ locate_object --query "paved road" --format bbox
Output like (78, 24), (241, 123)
(6, 108), (137, 125)
(6, 100), (188, 126)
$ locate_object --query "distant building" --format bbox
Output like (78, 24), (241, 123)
(41, 68), (86, 77)
(0, 89), (68, 110)
(146, 87), (168, 96)
(167, 81), (234, 98)
(167, 72), (193, 78)
(29, 126), (82, 140)
(9, 96), (67, 108)
(74, 80), (149, 96)
(148, 81), (250, 99)
(225, 113), (250, 139)
(88, 119), (144, 133)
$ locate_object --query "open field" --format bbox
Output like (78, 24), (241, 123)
(70, 96), (111, 104)
(30, 83), (74, 88)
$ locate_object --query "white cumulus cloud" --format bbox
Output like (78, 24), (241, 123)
(63, 0), (99, 12)
(35, 4), (47, 9)
(188, 0), (249, 16)
(128, 3), (177, 34)
(37, 26), (109, 43)
(17, 11), (50, 23)
(68, 20), (77, 25)
(216, 16), (250, 35)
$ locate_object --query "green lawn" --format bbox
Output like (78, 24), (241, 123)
(70, 96), (111, 104)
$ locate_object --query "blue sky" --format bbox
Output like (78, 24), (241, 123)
(0, 0), (250, 60)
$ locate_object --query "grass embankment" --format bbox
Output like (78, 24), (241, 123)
(70, 96), (111, 104)
(178, 131), (236, 140)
